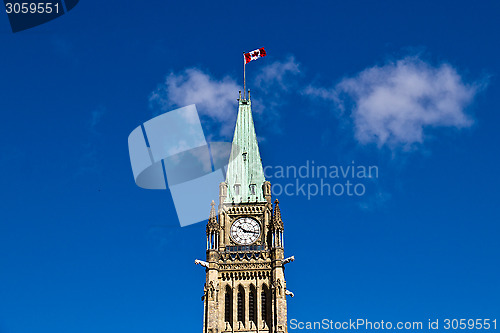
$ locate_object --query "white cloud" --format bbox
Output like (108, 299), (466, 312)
(149, 68), (240, 139)
(250, 56), (301, 133)
(254, 56), (300, 92)
(306, 56), (482, 148)
(150, 58), (301, 139)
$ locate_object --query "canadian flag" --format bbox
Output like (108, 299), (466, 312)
(244, 47), (267, 64)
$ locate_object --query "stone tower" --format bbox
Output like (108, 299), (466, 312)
(197, 92), (293, 333)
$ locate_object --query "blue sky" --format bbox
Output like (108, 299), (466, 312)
(1, 1), (499, 332)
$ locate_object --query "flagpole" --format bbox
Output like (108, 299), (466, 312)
(243, 53), (246, 99)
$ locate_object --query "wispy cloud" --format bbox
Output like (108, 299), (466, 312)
(250, 56), (301, 135)
(306, 56), (484, 149)
(90, 108), (104, 133)
(254, 56), (300, 92)
(149, 68), (240, 139)
(78, 106), (106, 176)
(358, 190), (392, 211)
(149, 58), (301, 139)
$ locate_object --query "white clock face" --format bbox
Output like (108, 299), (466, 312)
(230, 217), (261, 245)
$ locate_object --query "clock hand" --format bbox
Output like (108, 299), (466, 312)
(240, 227), (258, 234)
(237, 226), (251, 234)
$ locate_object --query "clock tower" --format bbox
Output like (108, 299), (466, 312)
(196, 91), (294, 333)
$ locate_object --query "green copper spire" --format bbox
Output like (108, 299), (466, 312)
(225, 93), (266, 203)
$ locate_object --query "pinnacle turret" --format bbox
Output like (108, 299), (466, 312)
(272, 199), (284, 231)
(206, 200), (218, 233)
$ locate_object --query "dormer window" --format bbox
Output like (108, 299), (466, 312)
(234, 184), (241, 196)
(249, 184), (256, 195)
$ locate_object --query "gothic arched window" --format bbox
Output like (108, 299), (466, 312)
(237, 285), (245, 323)
(225, 285), (232, 324)
(261, 284), (269, 322)
(249, 285), (257, 324)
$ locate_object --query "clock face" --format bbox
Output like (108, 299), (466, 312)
(230, 217), (261, 245)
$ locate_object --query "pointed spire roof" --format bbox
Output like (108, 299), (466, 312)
(209, 200), (216, 220)
(225, 94), (266, 203)
(272, 199), (284, 230)
(207, 200), (218, 233)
